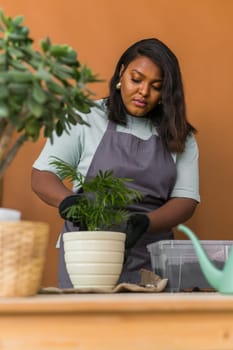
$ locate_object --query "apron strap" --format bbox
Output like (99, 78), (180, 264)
(107, 120), (117, 130)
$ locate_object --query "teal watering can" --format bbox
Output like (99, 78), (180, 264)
(177, 224), (233, 295)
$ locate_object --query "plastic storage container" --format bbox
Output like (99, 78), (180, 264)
(147, 240), (233, 292)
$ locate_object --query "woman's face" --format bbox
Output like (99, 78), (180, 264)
(119, 55), (163, 117)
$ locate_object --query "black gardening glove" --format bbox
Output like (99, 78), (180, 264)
(58, 193), (87, 228)
(124, 213), (150, 249)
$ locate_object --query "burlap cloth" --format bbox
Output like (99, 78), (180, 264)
(39, 269), (168, 294)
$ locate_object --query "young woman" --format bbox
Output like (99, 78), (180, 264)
(31, 38), (200, 287)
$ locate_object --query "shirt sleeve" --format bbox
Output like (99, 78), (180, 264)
(170, 134), (200, 202)
(32, 125), (82, 178)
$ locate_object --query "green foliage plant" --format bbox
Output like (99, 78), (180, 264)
(50, 157), (142, 231)
(0, 9), (100, 180)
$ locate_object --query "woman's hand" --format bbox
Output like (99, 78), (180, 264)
(125, 213), (150, 249)
(124, 197), (198, 249)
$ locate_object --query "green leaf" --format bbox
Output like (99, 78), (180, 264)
(50, 44), (69, 57)
(67, 109), (90, 126)
(0, 72), (8, 83)
(7, 46), (24, 59)
(7, 33), (27, 41)
(47, 98), (61, 111)
(58, 56), (79, 66)
(7, 70), (33, 83)
(12, 15), (24, 26)
(46, 80), (65, 95)
(52, 67), (71, 81)
(0, 38), (4, 48)
(35, 67), (52, 81)
(67, 108), (90, 125)
(43, 124), (54, 139)
(25, 118), (39, 138)
(55, 120), (64, 136)
(53, 62), (73, 75)
(65, 48), (77, 59)
(40, 37), (51, 52)
(20, 26), (29, 36)
(10, 59), (27, 71)
(0, 104), (9, 117)
(80, 64), (99, 83)
(73, 100), (91, 114)
(67, 113), (78, 125)
(49, 156), (79, 182)
(0, 10), (10, 27)
(28, 97), (43, 117)
(0, 85), (9, 98)
(8, 82), (29, 95)
(32, 84), (47, 104)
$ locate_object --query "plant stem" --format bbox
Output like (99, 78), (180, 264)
(0, 134), (27, 180)
(0, 177), (3, 205)
(0, 123), (15, 161)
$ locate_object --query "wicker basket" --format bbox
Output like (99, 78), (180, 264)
(0, 221), (49, 297)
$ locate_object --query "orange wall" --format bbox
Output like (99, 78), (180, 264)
(1, 0), (233, 286)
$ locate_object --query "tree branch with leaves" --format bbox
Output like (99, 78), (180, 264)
(0, 9), (100, 180)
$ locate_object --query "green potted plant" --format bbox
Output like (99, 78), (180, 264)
(0, 9), (98, 183)
(50, 157), (142, 289)
(0, 9), (99, 296)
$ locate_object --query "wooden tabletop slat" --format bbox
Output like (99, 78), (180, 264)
(1, 292), (233, 314)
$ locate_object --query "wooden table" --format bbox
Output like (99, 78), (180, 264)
(0, 292), (233, 350)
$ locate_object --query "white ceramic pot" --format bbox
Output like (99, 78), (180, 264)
(63, 231), (126, 289)
(0, 208), (21, 221)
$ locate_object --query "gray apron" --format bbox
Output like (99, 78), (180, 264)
(58, 120), (177, 288)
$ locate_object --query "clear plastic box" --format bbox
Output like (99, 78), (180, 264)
(147, 240), (233, 292)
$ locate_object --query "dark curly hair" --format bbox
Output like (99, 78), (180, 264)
(106, 38), (196, 153)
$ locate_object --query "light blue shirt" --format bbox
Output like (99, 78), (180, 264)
(33, 99), (200, 202)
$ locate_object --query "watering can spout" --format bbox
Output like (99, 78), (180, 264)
(177, 224), (222, 291)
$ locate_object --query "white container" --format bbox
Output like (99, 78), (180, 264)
(147, 239), (233, 292)
(63, 231), (125, 289)
(0, 208), (21, 221)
